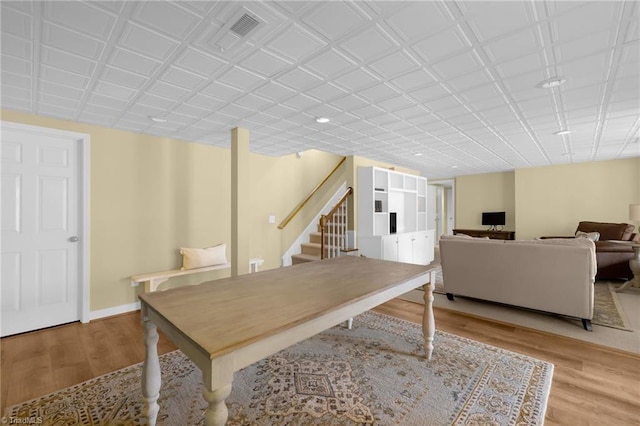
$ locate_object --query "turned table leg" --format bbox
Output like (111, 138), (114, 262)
(422, 280), (435, 360)
(203, 383), (233, 426)
(142, 318), (161, 426)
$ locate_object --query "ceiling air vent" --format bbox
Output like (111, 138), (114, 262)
(230, 13), (261, 37)
(209, 8), (264, 52)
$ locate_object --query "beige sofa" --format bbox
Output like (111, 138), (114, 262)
(439, 235), (597, 330)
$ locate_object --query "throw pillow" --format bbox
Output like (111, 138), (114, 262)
(180, 244), (227, 270)
(575, 231), (600, 242)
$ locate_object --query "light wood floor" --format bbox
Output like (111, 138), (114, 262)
(2, 300), (639, 425)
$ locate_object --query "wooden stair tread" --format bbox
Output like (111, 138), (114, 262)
(291, 253), (321, 264)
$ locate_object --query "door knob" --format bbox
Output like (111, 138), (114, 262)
(69, 236), (79, 242)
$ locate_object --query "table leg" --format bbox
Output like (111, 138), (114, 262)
(142, 318), (161, 425)
(615, 246), (640, 293)
(203, 383), (232, 426)
(422, 280), (435, 360)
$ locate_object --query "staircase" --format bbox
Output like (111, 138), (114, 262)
(291, 188), (356, 265)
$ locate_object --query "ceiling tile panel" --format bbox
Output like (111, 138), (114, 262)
(555, 30), (612, 63)
(136, 93), (175, 109)
(484, 29), (539, 64)
(368, 50), (418, 80)
(303, 2), (368, 42)
(175, 48), (227, 77)
(389, 69), (435, 92)
(39, 93), (80, 110)
(184, 93), (225, 110)
(357, 83), (398, 102)
(377, 95), (414, 112)
(43, 22), (105, 59)
(101, 66), (148, 89)
(1, 6), (32, 39)
(552, 2), (617, 41)
(45, 1), (116, 40)
(239, 49), (291, 77)
(39, 80), (84, 101)
(412, 27), (469, 63)
(306, 83), (347, 102)
(41, 46), (96, 76)
(266, 24), (326, 62)
(217, 66), (266, 91)
(333, 68), (379, 91)
(385, 2), (453, 42)
(465, 1), (532, 41)
(447, 69), (494, 91)
(495, 52), (542, 78)
(94, 81), (139, 101)
(40, 66), (89, 90)
(235, 93), (274, 110)
(276, 67), (323, 91)
(253, 81), (296, 102)
(159, 66), (207, 90)
(339, 25), (396, 63)
(282, 94), (322, 110)
(132, 1), (200, 40)
(409, 83), (450, 103)
(118, 23), (179, 61)
(1, 55), (30, 76)
(330, 98), (368, 116)
(302, 48), (355, 79)
(148, 81), (191, 100)
(431, 52), (483, 79)
(88, 93), (130, 110)
(200, 81), (243, 99)
(109, 48), (162, 76)
(173, 103), (210, 119)
(1, 33), (32, 59)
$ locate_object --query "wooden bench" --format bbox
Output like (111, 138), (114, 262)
(131, 263), (232, 293)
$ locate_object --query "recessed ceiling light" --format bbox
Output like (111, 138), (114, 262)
(414, 153), (423, 157)
(149, 116), (167, 123)
(451, 165), (459, 169)
(538, 77), (566, 89)
(554, 129), (571, 135)
(316, 117), (330, 124)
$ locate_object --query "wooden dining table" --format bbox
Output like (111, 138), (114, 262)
(139, 255), (437, 425)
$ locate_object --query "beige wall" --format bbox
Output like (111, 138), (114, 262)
(455, 171), (516, 231)
(454, 158), (640, 240)
(515, 158), (640, 240)
(1, 111), (345, 311)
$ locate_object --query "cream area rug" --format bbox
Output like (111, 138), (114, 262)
(4, 311), (553, 426)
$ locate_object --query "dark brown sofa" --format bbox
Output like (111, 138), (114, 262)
(576, 221), (637, 280)
(542, 221), (637, 280)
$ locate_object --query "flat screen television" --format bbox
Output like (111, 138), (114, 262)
(482, 211), (506, 227)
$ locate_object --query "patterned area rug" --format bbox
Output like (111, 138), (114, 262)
(432, 270), (632, 331)
(3, 311), (553, 426)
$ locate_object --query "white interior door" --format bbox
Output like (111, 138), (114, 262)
(2, 125), (83, 336)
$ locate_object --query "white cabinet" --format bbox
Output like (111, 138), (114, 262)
(358, 230), (435, 265)
(357, 166), (434, 266)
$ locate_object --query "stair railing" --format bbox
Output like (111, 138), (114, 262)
(319, 187), (353, 260)
(278, 157), (346, 230)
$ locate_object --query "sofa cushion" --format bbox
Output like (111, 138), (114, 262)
(575, 231), (600, 241)
(576, 221), (634, 241)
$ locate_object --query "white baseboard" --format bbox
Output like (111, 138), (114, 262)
(88, 301), (140, 322)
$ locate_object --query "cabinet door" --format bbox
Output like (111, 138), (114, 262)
(412, 231), (429, 265)
(382, 235), (399, 261)
(397, 233), (413, 263)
